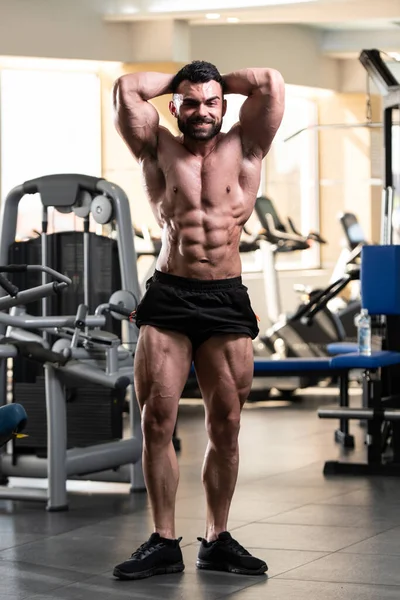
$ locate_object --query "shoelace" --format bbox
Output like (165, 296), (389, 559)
(226, 538), (250, 556)
(198, 536), (250, 556)
(131, 541), (160, 560)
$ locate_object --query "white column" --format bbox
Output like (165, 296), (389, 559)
(129, 19), (190, 63)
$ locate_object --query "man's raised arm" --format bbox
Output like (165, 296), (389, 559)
(223, 68), (285, 158)
(113, 72), (174, 162)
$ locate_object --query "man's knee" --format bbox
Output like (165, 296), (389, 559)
(206, 411), (241, 453)
(141, 400), (177, 446)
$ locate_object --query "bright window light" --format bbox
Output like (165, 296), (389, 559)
(121, 6), (139, 14)
(1, 69), (102, 238)
(206, 13), (221, 19)
(227, 17), (240, 23)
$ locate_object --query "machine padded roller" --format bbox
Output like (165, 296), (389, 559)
(0, 404), (27, 447)
(327, 342), (358, 355)
(108, 290), (138, 320)
(2, 338), (69, 366)
(23, 174), (102, 207)
(91, 195), (113, 224)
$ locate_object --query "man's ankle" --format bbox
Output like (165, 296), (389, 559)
(155, 529), (176, 541)
(204, 528), (226, 543)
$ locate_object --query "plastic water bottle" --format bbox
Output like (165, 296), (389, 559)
(355, 308), (372, 355)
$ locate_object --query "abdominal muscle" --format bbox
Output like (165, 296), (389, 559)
(156, 217), (244, 280)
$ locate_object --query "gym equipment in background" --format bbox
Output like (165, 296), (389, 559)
(324, 212), (367, 341)
(0, 264), (72, 448)
(317, 48), (400, 475)
(0, 174), (144, 510)
(252, 197), (346, 360)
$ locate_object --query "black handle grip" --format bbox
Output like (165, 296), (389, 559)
(53, 282), (69, 294)
(0, 264), (28, 273)
(108, 303), (134, 319)
(115, 376), (131, 390)
(2, 339), (69, 366)
(0, 273), (19, 297)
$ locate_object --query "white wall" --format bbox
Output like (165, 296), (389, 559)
(0, 0), (131, 61)
(190, 24), (340, 89)
(338, 59), (382, 94)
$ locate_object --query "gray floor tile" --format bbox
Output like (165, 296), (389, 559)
(0, 560), (90, 599)
(262, 503), (400, 530)
(0, 533), (45, 550)
(0, 511), (102, 537)
(342, 526), (400, 555)
(174, 494), (301, 521)
(278, 552), (400, 586)
(225, 522), (383, 552)
(182, 542), (329, 578)
(219, 579), (400, 599)
(26, 571), (263, 600)
(227, 485), (345, 505)
(320, 485), (400, 507)
(262, 463), (367, 491)
(0, 533), (137, 575)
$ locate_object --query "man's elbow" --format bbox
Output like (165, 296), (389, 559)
(113, 74), (141, 101)
(264, 69), (284, 91)
(259, 69), (284, 105)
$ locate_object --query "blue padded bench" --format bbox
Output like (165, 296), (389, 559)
(253, 356), (332, 374)
(189, 351), (400, 381)
(189, 357), (333, 379)
(318, 245), (400, 476)
(330, 350), (400, 369)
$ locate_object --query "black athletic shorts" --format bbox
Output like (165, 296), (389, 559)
(135, 269), (259, 354)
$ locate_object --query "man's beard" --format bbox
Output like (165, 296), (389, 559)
(177, 117), (222, 141)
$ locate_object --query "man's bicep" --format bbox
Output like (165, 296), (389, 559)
(239, 75), (285, 158)
(113, 82), (160, 161)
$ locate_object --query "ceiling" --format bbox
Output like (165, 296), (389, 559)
(104, 0), (400, 30)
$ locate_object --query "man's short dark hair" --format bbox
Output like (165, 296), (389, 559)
(171, 60), (225, 94)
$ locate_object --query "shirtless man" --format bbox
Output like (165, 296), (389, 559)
(112, 60), (284, 581)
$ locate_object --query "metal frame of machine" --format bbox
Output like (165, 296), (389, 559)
(0, 174), (144, 510)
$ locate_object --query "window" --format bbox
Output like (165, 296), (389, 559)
(265, 92), (320, 270)
(0, 66), (101, 239)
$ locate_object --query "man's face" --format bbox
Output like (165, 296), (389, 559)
(169, 80), (227, 141)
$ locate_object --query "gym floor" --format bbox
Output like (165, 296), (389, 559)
(1, 390), (400, 599)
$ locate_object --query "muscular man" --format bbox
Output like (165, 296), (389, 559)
(112, 61), (284, 581)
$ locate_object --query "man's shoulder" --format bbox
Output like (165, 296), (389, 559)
(158, 126), (179, 140)
(219, 123), (244, 146)
(158, 126), (185, 149)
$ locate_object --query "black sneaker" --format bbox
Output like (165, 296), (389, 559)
(113, 533), (185, 580)
(196, 531), (267, 576)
